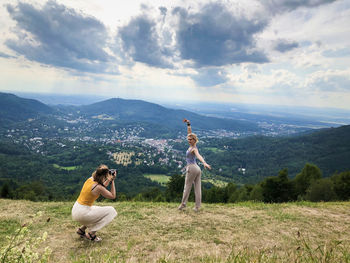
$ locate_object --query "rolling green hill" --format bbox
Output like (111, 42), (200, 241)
(1, 125), (349, 201)
(0, 93), (259, 136)
(79, 98), (259, 132)
(201, 125), (350, 183)
(1, 92), (349, 201)
(0, 92), (53, 125)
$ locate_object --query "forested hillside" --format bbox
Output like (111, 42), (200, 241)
(1, 125), (350, 202)
(0, 139), (162, 201)
(1, 92), (349, 202)
(0, 92), (53, 125)
(78, 98), (259, 132)
(198, 125), (350, 183)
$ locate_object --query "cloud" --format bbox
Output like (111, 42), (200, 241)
(274, 39), (299, 52)
(323, 48), (350, 58)
(5, 1), (116, 74)
(192, 68), (228, 87)
(261, 0), (337, 14)
(173, 3), (269, 67)
(118, 15), (173, 68)
(305, 69), (350, 92)
(0, 51), (16, 59)
(159, 6), (167, 17)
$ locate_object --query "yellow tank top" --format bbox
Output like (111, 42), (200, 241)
(77, 178), (100, 206)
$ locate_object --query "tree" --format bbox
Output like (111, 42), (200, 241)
(261, 168), (294, 203)
(236, 187), (250, 202)
(250, 184), (263, 201)
(225, 183), (238, 202)
(293, 163), (322, 199)
(141, 187), (164, 201)
(331, 171), (350, 200)
(305, 178), (336, 202)
(165, 174), (185, 202)
(0, 183), (11, 198)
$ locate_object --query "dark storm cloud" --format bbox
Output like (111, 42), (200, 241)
(6, 1), (115, 73)
(274, 40), (299, 52)
(262, 0), (337, 14)
(173, 3), (269, 67)
(118, 15), (172, 68)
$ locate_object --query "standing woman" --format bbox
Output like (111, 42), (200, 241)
(178, 119), (211, 212)
(72, 164), (117, 242)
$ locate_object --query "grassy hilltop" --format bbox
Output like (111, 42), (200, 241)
(1, 199), (350, 262)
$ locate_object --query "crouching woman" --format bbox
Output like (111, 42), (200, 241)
(72, 164), (117, 242)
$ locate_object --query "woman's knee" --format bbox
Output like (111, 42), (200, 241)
(108, 206), (117, 217)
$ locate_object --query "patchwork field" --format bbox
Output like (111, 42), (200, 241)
(113, 151), (135, 166)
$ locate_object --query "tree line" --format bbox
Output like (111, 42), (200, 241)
(1, 162), (350, 203)
(126, 163), (350, 203)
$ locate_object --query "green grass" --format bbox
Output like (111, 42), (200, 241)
(144, 174), (170, 185)
(53, 164), (79, 171)
(203, 147), (225, 153)
(1, 199), (350, 262)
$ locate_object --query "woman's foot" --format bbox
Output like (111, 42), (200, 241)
(193, 207), (200, 212)
(85, 232), (102, 242)
(76, 228), (86, 238)
(178, 204), (186, 210)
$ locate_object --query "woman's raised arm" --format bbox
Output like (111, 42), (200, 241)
(183, 119), (192, 134)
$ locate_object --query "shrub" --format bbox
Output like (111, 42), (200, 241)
(332, 171), (350, 200)
(305, 178), (336, 202)
(0, 211), (52, 263)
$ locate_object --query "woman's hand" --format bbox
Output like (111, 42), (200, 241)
(106, 174), (113, 182)
(107, 170), (117, 182)
(193, 148), (211, 169)
(183, 119), (190, 125)
(184, 118), (192, 134)
(204, 163), (211, 170)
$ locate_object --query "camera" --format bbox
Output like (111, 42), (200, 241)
(108, 169), (117, 176)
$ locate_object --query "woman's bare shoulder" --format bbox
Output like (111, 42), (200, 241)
(191, 146), (198, 153)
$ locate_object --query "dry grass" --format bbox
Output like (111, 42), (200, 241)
(1, 199), (350, 262)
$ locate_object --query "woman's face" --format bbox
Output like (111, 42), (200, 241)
(187, 137), (196, 146)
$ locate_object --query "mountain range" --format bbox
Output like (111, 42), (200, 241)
(0, 92), (258, 133)
(0, 92), (53, 124)
(0, 92), (350, 199)
(79, 98), (258, 131)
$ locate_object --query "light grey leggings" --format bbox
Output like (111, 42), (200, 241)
(180, 164), (202, 208)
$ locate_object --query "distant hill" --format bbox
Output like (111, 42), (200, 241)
(201, 125), (350, 183)
(0, 92), (53, 125)
(79, 98), (259, 132)
(0, 93), (259, 133)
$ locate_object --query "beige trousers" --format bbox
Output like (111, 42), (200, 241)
(180, 164), (202, 208)
(72, 201), (117, 231)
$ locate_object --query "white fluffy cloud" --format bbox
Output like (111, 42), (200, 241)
(0, 0), (349, 109)
(305, 69), (350, 92)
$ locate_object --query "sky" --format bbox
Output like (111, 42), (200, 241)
(0, 0), (350, 109)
